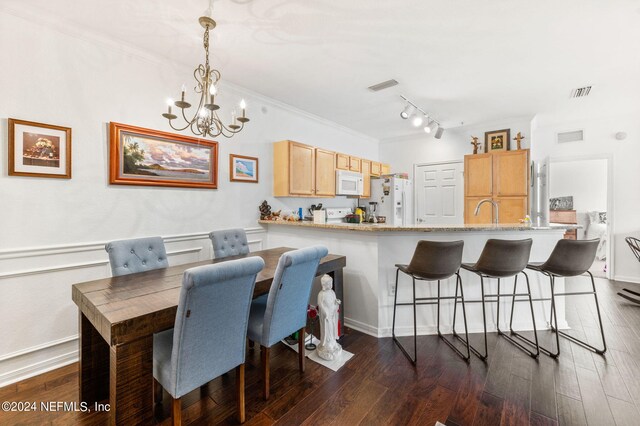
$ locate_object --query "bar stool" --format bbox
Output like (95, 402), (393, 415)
(457, 238), (539, 360)
(527, 238), (606, 357)
(392, 240), (470, 364)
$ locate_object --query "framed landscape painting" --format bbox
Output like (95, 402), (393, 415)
(229, 154), (259, 183)
(485, 129), (510, 152)
(8, 118), (72, 178)
(109, 122), (218, 189)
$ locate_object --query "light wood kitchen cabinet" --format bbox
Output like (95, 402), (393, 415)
(315, 148), (336, 197)
(349, 156), (362, 172)
(464, 153), (493, 197)
(465, 197), (494, 224)
(273, 141), (337, 197)
(336, 153), (350, 170)
(361, 160), (371, 198)
(495, 197), (528, 224)
(464, 149), (530, 223)
(381, 163), (391, 175)
(493, 150), (529, 196)
(371, 161), (382, 176)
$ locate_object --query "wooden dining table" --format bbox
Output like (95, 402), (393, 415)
(71, 246), (346, 425)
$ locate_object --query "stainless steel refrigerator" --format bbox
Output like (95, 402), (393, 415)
(368, 176), (413, 226)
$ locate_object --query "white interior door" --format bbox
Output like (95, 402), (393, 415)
(414, 162), (464, 225)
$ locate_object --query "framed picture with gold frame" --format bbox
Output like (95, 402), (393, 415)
(109, 122), (218, 189)
(8, 118), (72, 178)
(229, 154), (259, 183)
(484, 129), (510, 152)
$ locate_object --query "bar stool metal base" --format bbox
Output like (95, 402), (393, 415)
(453, 271), (540, 361)
(529, 269), (606, 357)
(392, 269), (471, 364)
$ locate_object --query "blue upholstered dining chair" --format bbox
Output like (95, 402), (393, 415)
(247, 245), (329, 400)
(209, 228), (250, 259)
(153, 256), (265, 425)
(104, 236), (169, 276)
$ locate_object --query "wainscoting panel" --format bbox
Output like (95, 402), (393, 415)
(0, 227), (266, 387)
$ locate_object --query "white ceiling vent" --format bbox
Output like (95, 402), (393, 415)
(557, 129), (584, 144)
(368, 79), (399, 92)
(570, 86), (592, 98)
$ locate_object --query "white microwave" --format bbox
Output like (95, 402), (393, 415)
(336, 170), (363, 196)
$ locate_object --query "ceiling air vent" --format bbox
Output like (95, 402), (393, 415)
(368, 79), (399, 92)
(557, 129), (584, 144)
(570, 86), (592, 98)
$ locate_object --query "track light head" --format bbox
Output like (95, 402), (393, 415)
(434, 126), (445, 139)
(400, 104), (415, 119)
(423, 120), (437, 133)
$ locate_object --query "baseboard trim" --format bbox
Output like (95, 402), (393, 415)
(614, 275), (640, 285)
(0, 336), (79, 388)
(343, 317), (379, 337)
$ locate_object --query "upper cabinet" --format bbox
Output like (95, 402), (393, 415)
(371, 162), (382, 176)
(336, 153), (350, 170)
(274, 140), (315, 196)
(361, 160), (371, 198)
(349, 156), (361, 172)
(273, 140), (387, 197)
(463, 149), (530, 223)
(315, 148), (336, 197)
(381, 163), (391, 175)
(464, 153), (493, 197)
(493, 150), (529, 196)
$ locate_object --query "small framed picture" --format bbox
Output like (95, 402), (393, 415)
(229, 154), (259, 183)
(8, 118), (72, 178)
(485, 129), (510, 152)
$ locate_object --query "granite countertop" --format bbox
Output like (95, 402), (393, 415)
(258, 220), (580, 232)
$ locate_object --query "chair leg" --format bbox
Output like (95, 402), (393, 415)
(298, 327), (305, 372)
(496, 278), (502, 334)
(391, 269), (418, 365)
(236, 364), (245, 423)
(154, 379), (163, 404)
(172, 397), (182, 426)
(504, 272), (540, 358)
(456, 275), (489, 361)
(556, 271), (607, 354)
(261, 345), (270, 400)
(437, 273), (471, 362)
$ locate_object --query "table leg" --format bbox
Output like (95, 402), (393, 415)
(329, 268), (345, 337)
(79, 312), (109, 404)
(109, 336), (154, 426)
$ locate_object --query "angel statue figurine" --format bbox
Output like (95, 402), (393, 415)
(317, 274), (342, 361)
(471, 136), (481, 154)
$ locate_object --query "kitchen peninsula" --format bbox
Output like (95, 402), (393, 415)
(260, 220), (578, 338)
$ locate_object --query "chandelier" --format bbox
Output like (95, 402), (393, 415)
(162, 0), (249, 138)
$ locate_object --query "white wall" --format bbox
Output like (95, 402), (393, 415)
(0, 10), (378, 385)
(532, 106), (640, 284)
(550, 159), (608, 212)
(379, 116), (533, 174)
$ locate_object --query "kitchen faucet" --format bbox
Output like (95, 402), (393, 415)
(474, 199), (499, 225)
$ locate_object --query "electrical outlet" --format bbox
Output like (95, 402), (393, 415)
(389, 282), (396, 296)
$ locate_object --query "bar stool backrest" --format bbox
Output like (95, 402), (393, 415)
(541, 238), (600, 277)
(407, 240), (464, 280)
(474, 239), (532, 277)
(626, 237), (640, 263)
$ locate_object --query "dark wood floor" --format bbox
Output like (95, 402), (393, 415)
(2, 277), (640, 425)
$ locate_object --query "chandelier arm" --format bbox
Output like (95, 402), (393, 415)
(167, 121), (196, 133)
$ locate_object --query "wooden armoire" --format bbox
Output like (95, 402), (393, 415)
(464, 149), (530, 224)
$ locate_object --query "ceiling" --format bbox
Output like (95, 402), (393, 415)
(2, 0), (639, 139)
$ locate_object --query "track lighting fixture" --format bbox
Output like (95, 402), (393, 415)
(399, 95), (443, 136)
(400, 104), (415, 119)
(423, 120), (437, 133)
